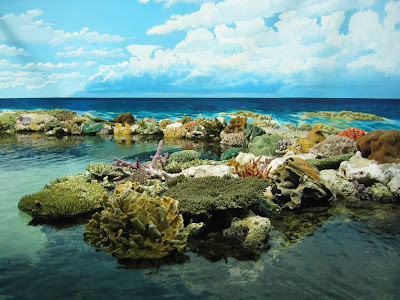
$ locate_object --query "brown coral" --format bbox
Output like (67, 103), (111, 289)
(223, 116), (247, 133)
(356, 129), (400, 164)
(114, 113), (135, 125)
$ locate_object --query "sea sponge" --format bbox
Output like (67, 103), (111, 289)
(159, 119), (173, 129)
(168, 150), (200, 163)
(309, 135), (356, 158)
(164, 126), (188, 139)
(356, 129), (400, 164)
(114, 113), (135, 125)
(18, 177), (107, 220)
(247, 134), (284, 156)
(338, 127), (367, 140)
(84, 189), (187, 260)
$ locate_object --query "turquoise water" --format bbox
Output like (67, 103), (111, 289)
(1, 98), (400, 298)
(1, 133), (399, 299)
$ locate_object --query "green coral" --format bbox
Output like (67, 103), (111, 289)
(243, 124), (265, 144)
(307, 153), (354, 170)
(82, 121), (104, 134)
(247, 134), (284, 156)
(221, 147), (242, 160)
(304, 110), (385, 121)
(164, 176), (269, 215)
(18, 177), (107, 220)
(0, 113), (17, 129)
(86, 162), (121, 178)
(169, 150), (200, 163)
(84, 189), (187, 260)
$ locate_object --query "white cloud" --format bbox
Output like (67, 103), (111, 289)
(146, 0), (377, 35)
(56, 47), (126, 58)
(0, 44), (29, 56)
(139, 0), (209, 7)
(0, 10), (126, 45)
(89, 2), (400, 92)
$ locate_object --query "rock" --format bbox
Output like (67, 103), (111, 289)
(182, 165), (233, 178)
(338, 154), (388, 185)
(388, 176), (400, 196)
(166, 122), (184, 129)
(309, 135), (356, 158)
(235, 152), (256, 165)
(356, 129), (400, 164)
(370, 183), (396, 202)
(266, 157), (334, 209)
(319, 170), (356, 201)
(224, 215), (271, 248)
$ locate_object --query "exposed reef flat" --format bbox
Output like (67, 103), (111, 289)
(7, 108), (400, 265)
(303, 110), (385, 121)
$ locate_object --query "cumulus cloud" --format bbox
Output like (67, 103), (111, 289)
(147, 0), (376, 35)
(0, 44), (29, 56)
(86, 0), (400, 95)
(139, 0), (209, 7)
(56, 47), (126, 58)
(0, 9), (126, 45)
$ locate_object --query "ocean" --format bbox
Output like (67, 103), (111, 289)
(0, 98), (399, 299)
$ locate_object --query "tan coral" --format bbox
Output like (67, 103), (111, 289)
(164, 126), (188, 139)
(84, 189), (187, 260)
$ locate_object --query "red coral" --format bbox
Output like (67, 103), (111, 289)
(337, 127), (367, 141)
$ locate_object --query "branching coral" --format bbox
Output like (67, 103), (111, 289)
(223, 116), (247, 133)
(230, 156), (272, 179)
(84, 189), (187, 260)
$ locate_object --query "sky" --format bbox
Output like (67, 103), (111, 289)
(0, 0), (399, 98)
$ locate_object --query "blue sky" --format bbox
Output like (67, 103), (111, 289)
(0, 0), (399, 98)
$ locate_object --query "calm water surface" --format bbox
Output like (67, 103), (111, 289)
(1, 98), (400, 299)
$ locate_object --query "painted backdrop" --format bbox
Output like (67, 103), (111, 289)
(1, 0), (399, 98)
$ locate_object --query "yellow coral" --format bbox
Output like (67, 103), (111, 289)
(164, 127), (188, 139)
(29, 122), (41, 131)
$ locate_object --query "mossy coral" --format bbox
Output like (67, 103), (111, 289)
(18, 177), (107, 220)
(114, 113), (135, 124)
(84, 189), (187, 260)
(247, 134), (283, 156)
(164, 126), (188, 139)
(168, 150), (200, 163)
(164, 176), (269, 215)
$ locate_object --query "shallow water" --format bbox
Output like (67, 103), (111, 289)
(0, 133), (399, 299)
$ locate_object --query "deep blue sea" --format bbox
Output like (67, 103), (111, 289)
(1, 98), (400, 299)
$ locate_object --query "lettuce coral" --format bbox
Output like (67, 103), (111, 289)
(84, 189), (187, 260)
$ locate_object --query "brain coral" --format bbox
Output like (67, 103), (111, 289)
(84, 189), (187, 260)
(309, 135), (356, 158)
(356, 129), (400, 164)
(18, 177), (107, 220)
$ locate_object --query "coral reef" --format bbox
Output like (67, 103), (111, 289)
(223, 116), (247, 133)
(82, 121), (104, 134)
(230, 156), (272, 179)
(276, 139), (292, 151)
(180, 116), (193, 124)
(243, 124), (265, 144)
(168, 150), (200, 163)
(221, 110), (272, 121)
(338, 127), (367, 140)
(84, 189), (187, 260)
(18, 177), (107, 220)
(221, 147), (242, 160)
(297, 123), (326, 153)
(356, 129), (400, 164)
(307, 153), (354, 170)
(182, 165), (233, 178)
(265, 157), (334, 209)
(164, 176), (269, 216)
(164, 126), (188, 139)
(304, 110), (385, 121)
(159, 119), (173, 129)
(247, 134), (283, 156)
(220, 131), (246, 146)
(309, 135), (356, 158)
(114, 113), (135, 125)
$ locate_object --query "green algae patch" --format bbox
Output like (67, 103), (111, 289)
(164, 176), (269, 215)
(18, 177), (108, 220)
(307, 153), (354, 170)
(304, 110), (385, 121)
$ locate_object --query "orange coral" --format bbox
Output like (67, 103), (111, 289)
(337, 127), (367, 140)
(184, 120), (198, 132)
(231, 156), (272, 179)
